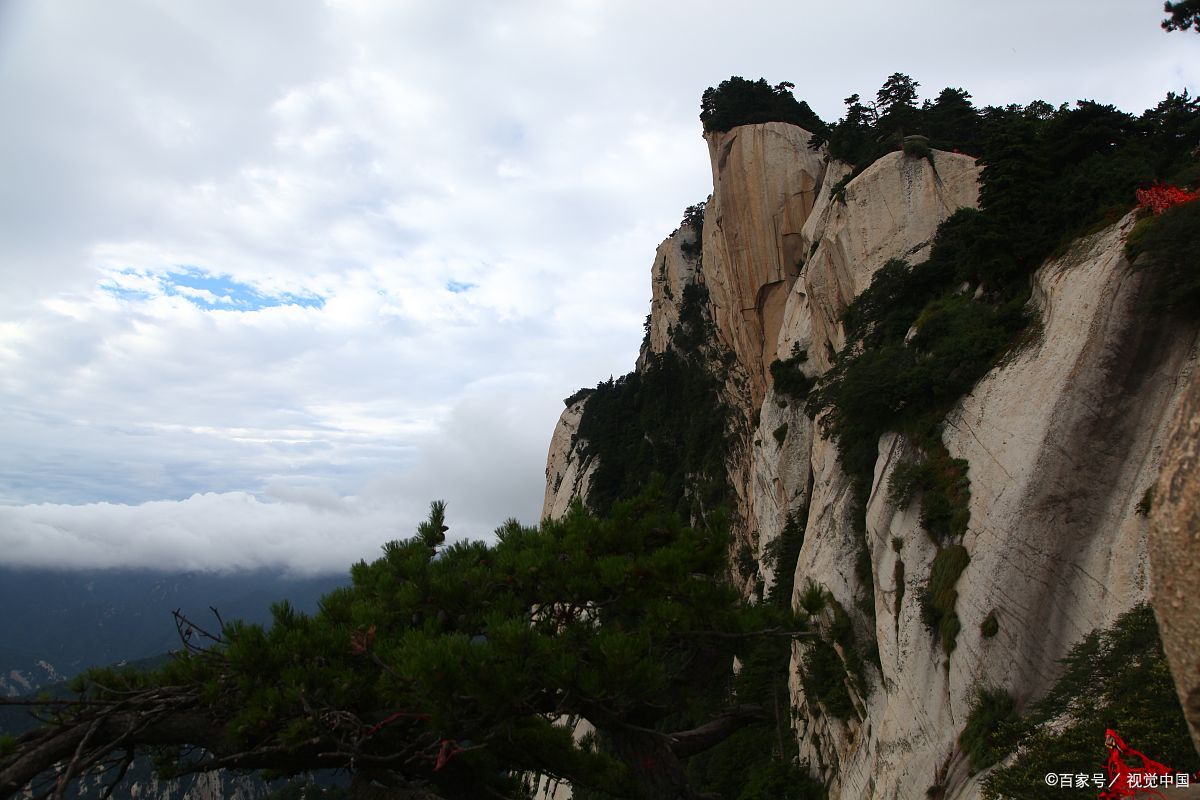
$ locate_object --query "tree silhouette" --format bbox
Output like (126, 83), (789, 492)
(1163, 0), (1200, 32)
(874, 73), (922, 143)
(924, 88), (981, 153)
(700, 77), (826, 135)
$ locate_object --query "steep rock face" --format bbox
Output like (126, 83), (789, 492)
(540, 118), (1198, 799)
(35, 761), (270, 800)
(789, 215), (1198, 799)
(0, 661), (60, 698)
(702, 122), (827, 408)
(542, 397), (593, 521)
(543, 224), (705, 524)
(941, 216), (1187, 703)
(639, 226), (702, 363)
(750, 390), (814, 592)
(692, 135), (982, 605)
(1150, 357), (1200, 755)
(122, 771), (266, 800)
(751, 150), (979, 593)
(777, 151), (981, 372)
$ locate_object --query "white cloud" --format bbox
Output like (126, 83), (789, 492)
(0, 0), (1195, 572)
(0, 383), (551, 573)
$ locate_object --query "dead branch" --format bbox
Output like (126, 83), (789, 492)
(172, 608), (226, 652)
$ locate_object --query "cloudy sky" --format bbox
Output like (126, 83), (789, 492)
(0, 0), (1194, 574)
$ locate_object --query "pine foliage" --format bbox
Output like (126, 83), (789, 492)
(6, 491), (807, 800)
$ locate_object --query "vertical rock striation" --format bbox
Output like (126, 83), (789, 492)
(777, 151), (981, 372)
(811, 214), (1198, 799)
(1150, 357), (1200, 756)
(701, 122), (827, 409)
(540, 118), (1199, 798)
(639, 226), (703, 364)
(542, 396), (593, 522)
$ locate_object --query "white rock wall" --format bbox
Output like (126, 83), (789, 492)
(639, 226), (702, 364)
(750, 387), (814, 593)
(702, 122), (827, 408)
(785, 214), (1199, 799)
(540, 119), (1200, 800)
(739, 148), (979, 626)
(777, 151), (981, 373)
(541, 398), (593, 521)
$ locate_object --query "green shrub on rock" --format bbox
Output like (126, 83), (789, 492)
(983, 605), (1195, 799)
(919, 544), (970, 656)
(958, 686), (1019, 774)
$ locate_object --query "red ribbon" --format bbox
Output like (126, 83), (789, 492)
(1099, 729), (1173, 800)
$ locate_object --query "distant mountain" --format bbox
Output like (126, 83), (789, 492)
(0, 568), (350, 798)
(0, 567), (348, 699)
(0, 649), (347, 800)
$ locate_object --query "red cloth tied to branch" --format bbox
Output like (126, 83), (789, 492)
(1135, 184), (1199, 215)
(1099, 729), (1174, 799)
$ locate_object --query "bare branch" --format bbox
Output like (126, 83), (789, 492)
(667, 705), (767, 759)
(97, 749), (134, 800)
(172, 608), (225, 651)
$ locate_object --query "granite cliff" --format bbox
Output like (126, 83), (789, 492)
(542, 105), (1200, 798)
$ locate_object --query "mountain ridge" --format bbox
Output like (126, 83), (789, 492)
(542, 79), (1200, 798)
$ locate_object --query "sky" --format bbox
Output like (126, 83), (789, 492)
(0, 0), (1195, 574)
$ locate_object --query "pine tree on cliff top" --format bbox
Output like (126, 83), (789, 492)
(1163, 0), (1200, 32)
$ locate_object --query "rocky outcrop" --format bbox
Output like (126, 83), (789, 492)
(777, 150), (981, 373)
(638, 226), (702, 364)
(1151, 354), (1200, 756)
(541, 117), (1199, 798)
(702, 122), (827, 408)
(542, 397), (593, 521)
(750, 389), (814, 593)
(791, 213), (1198, 799)
(941, 216), (1187, 702)
(749, 148), (980, 595)
(33, 759), (271, 800)
(0, 662), (60, 698)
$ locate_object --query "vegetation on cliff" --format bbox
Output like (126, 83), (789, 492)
(768, 345), (813, 402)
(957, 686), (1018, 775)
(679, 202), (706, 262)
(611, 74), (1199, 794)
(982, 605), (1196, 799)
(686, 73), (1200, 792)
(1126, 192), (1200, 315)
(575, 283), (731, 523)
(700, 77), (827, 135)
(806, 83), (1200, 659)
(679, 509), (826, 800)
(1163, 0), (1200, 32)
(559, 174), (827, 797)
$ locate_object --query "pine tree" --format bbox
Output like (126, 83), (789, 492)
(1163, 0), (1200, 32)
(874, 73), (922, 143)
(699, 76), (827, 135)
(875, 73), (920, 116)
(416, 499), (448, 549)
(821, 93), (877, 165)
(924, 88), (981, 153)
(0, 490), (807, 800)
